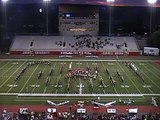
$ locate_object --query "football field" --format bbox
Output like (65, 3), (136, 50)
(0, 59), (160, 105)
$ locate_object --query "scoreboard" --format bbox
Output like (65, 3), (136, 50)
(59, 5), (99, 35)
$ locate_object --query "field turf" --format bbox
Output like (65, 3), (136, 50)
(0, 59), (160, 105)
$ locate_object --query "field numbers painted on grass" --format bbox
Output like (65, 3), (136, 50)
(139, 63), (145, 65)
(12, 62), (19, 65)
(108, 63), (114, 65)
(54, 85), (62, 87)
(76, 63), (82, 65)
(30, 85), (40, 87)
(60, 62), (66, 64)
(7, 84), (18, 87)
(142, 85), (152, 88)
(121, 85), (130, 88)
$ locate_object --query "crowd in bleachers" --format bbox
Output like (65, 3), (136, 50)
(1, 108), (160, 120)
(64, 34), (129, 51)
(10, 35), (139, 53)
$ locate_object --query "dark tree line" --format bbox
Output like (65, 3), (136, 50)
(147, 30), (160, 49)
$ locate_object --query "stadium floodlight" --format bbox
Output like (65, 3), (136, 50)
(43, 0), (51, 2)
(39, 8), (43, 13)
(2, 0), (8, 2)
(107, 0), (115, 2)
(147, 0), (157, 4)
(43, 0), (51, 36)
(107, 0), (115, 36)
(147, 0), (157, 35)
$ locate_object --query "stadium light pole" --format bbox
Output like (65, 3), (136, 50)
(43, 0), (51, 36)
(107, 0), (115, 36)
(147, 0), (157, 35)
(2, 0), (8, 40)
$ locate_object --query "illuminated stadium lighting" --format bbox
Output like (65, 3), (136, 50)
(2, 0), (8, 2)
(147, 0), (157, 4)
(43, 0), (51, 2)
(39, 8), (43, 13)
(107, 0), (115, 2)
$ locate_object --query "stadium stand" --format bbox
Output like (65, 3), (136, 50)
(10, 35), (140, 56)
(1, 108), (160, 120)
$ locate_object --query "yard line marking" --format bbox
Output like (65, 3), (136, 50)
(43, 62), (57, 93)
(31, 64), (48, 93)
(147, 63), (160, 78)
(0, 62), (26, 89)
(102, 61), (130, 94)
(132, 64), (154, 94)
(135, 64), (160, 91)
(0, 62), (9, 70)
(43, 86), (47, 94)
(19, 63), (40, 93)
(143, 64), (160, 80)
(116, 61), (142, 94)
(0, 65), (15, 78)
(101, 61), (118, 94)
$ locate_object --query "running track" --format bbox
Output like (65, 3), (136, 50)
(0, 105), (160, 113)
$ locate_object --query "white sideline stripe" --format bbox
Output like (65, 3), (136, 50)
(0, 62), (26, 89)
(15, 97), (145, 100)
(1, 93), (160, 97)
(13, 99), (145, 102)
(15, 93), (160, 97)
(116, 61), (142, 94)
(19, 63), (40, 93)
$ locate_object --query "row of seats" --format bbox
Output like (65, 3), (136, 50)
(10, 35), (139, 52)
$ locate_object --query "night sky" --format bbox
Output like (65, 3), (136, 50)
(0, 0), (160, 35)
(4, 0), (160, 7)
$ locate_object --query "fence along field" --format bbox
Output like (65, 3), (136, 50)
(0, 59), (160, 105)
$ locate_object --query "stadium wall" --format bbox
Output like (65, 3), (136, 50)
(9, 51), (140, 56)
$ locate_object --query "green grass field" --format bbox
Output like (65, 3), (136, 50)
(0, 59), (160, 105)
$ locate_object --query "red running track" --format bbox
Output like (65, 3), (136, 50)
(0, 105), (160, 113)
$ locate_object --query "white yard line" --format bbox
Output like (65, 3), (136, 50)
(116, 61), (142, 94)
(100, 61), (118, 94)
(143, 65), (160, 79)
(0, 62), (9, 70)
(132, 64), (154, 94)
(147, 63), (160, 78)
(43, 62), (57, 93)
(19, 63), (40, 93)
(43, 86), (47, 94)
(148, 62), (160, 72)
(135, 64), (160, 91)
(0, 65), (14, 78)
(0, 62), (26, 89)
(31, 64), (48, 93)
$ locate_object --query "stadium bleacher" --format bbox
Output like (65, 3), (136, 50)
(10, 35), (140, 56)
